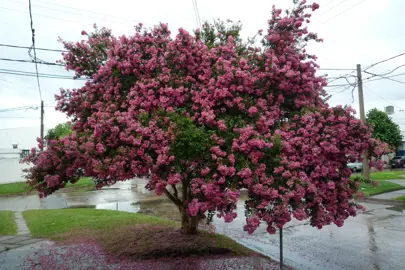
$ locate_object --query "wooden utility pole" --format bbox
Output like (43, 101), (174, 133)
(357, 64), (370, 181)
(40, 100), (44, 140)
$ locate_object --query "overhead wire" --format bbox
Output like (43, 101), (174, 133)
(364, 52), (405, 72)
(0, 57), (64, 66)
(0, 105), (40, 113)
(322, 0), (339, 8)
(1, 2), (155, 28)
(194, 0), (202, 28)
(0, 43), (66, 52)
(318, 68), (355, 71)
(33, 0), (154, 26)
(317, 0), (368, 27)
(317, 0), (351, 17)
(363, 71), (405, 85)
(364, 84), (404, 111)
(28, 0), (42, 101)
(0, 116), (40, 119)
(0, 68), (88, 80)
(191, 0), (201, 28)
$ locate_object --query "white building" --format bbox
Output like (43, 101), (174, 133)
(0, 126), (47, 184)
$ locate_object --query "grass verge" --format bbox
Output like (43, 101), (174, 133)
(396, 195), (405, 201)
(23, 209), (254, 259)
(359, 181), (405, 196)
(351, 171), (405, 197)
(0, 177), (95, 196)
(351, 170), (405, 181)
(0, 211), (17, 235)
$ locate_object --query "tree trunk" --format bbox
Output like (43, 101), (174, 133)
(179, 207), (199, 234)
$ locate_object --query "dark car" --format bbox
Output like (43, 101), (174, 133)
(391, 156), (405, 168)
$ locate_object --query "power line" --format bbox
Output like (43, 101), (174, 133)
(0, 105), (40, 113)
(364, 53), (405, 72)
(0, 43), (66, 52)
(0, 3), (154, 28)
(318, 68), (356, 71)
(0, 70), (87, 81)
(318, 0), (351, 17)
(364, 85), (404, 111)
(33, 0), (154, 26)
(366, 72), (405, 82)
(0, 6), (94, 27)
(28, 0), (42, 101)
(0, 57), (64, 66)
(364, 71), (405, 85)
(194, 0), (202, 28)
(366, 63), (405, 78)
(326, 72), (405, 88)
(191, 0), (201, 28)
(0, 116), (40, 119)
(317, 0), (368, 27)
(323, 0), (339, 8)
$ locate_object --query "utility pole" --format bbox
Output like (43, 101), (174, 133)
(357, 64), (370, 181)
(40, 100), (44, 140)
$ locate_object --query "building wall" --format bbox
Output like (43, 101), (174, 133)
(0, 126), (46, 149)
(0, 126), (45, 184)
(0, 158), (29, 184)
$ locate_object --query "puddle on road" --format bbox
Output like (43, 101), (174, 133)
(94, 199), (181, 221)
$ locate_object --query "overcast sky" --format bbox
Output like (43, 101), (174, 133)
(1, 0), (405, 134)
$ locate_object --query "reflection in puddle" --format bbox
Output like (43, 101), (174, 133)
(95, 199), (180, 221)
(96, 201), (140, 213)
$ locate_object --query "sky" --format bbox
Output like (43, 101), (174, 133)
(1, 0), (405, 138)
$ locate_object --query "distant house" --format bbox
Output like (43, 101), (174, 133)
(0, 126), (47, 184)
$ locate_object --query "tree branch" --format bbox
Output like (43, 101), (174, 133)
(171, 184), (179, 200)
(182, 180), (188, 202)
(164, 188), (181, 207)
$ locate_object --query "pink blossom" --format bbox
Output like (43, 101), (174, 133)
(187, 199), (200, 216)
(23, 2), (389, 237)
(168, 173), (181, 185)
(248, 107), (258, 117)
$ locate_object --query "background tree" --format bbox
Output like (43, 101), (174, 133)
(23, 1), (388, 235)
(366, 108), (403, 150)
(45, 123), (72, 141)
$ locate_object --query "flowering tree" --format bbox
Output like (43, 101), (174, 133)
(23, 1), (388, 235)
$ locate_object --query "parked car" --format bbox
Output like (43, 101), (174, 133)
(391, 156), (405, 168)
(348, 162), (363, 172)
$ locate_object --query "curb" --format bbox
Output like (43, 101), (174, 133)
(358, 198), (405, 206)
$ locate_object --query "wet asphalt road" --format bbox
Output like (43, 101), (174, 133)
(214, 202), (405, 270)
(0, 179), (405, 269)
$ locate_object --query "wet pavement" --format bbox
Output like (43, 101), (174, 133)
(1, 179), (405, 269)
(371, 180), (405, 200)
(214, 201), (405, 270)
(0, 178), (158, 212)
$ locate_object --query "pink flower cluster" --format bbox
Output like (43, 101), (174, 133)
(22, 1), (389, 234)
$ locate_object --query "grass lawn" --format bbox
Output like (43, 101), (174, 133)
(0, 211), (17, 235)
(351, 171), (405, 197)
(23, 209), (255, 259)
(396, 195), (405, 201)
(0, 177), (95, 196)
(351, 170), (405, 181)
(359, 181), (405, 196)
